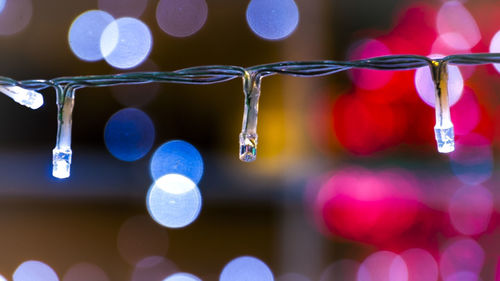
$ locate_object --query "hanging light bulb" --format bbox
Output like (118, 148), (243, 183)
(430, 60), (455, 153)
(52, 86), (76, 179)
(239, 71), (262, 162)
(0, 85), (44, 109)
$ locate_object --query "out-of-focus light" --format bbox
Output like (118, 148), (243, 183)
(348, 39), (393, 90)
(440, 238), (484, 281)
(150, 140), (203, 184)
(13, 260), (59, 281)
(333, 94), (406, 155)
(489, 30), (500, 73)
(448, 185), (493, 236)
(100, 17), (152, 69)
(444, 271), (481, 281)
(147, 174), (202, 228)
(132, 256), (178, 281)
(414, 56), (463, 108)
(449, 134), (493, 185)
(163, 273), (201, 281)
(68, 10), (115, 62)
(436, 1), (480, 50)
(319, 259), (359, 281)
(0, 85), (44, 109)
(357, 251), (408, 281)
(104, 108), (155, 162)
(246, 0), (299, 40)
(496, 259), (500, 281)
(112, 60), (159, 107)
(117, 215), (169, 265)
(0, 0), (33, 36)
(400, 249), (438, 281)
(315, 167), (419, 244)
(156, 0), (208, 37)
(277, 273), (311, 281)
(432, 33), (471, 54)
(63, 263), (109, 281)
(0, 0), (5, 13)
(0, 274), (7, 281)
(220, 256), (274, 281)
(451, 88), (480, 136)
(98, 0), (149, 18)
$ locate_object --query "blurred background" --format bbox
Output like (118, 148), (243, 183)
(0, 0), (499, 280)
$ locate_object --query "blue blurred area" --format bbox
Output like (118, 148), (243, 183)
(150, 140), (203, 184)
(104, 108), (155, 162)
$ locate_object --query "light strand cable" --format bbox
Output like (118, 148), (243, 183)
(0, 53), (498, 178)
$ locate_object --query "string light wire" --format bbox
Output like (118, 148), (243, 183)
(0, 53), (499, 178)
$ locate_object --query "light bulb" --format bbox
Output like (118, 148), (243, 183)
(52, 147), (72, 179)
(0, 85), (44, 109)
(239, 71), (262, 162)
(430, 60), (455, 153)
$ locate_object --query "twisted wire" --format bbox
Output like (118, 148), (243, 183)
(0, 53), (498, 92)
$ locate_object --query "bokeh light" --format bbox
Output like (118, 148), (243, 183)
(147, 174), (202, 228)
(63, 263), (109, 281)
(111, 60), (160, 107)
(319, 259), (359, 281)
(490, 30), (500, 73)
(104, 108), (155, 162)
(163, 273), (201, 281)
(436, 1), (480, 50)
(13, 260), (59, 281)
(400, 249), (438, 281)
(0, 0), (33, 36)
(68, 10), (115, 62)
(117, 215), (169, 265)
(150, 140), (204, 184)
(277, 273), (311, 281)
(414, 56), (464, 107)
(448, 185), (493, 236)
(348, 39), (393, 90)
(100, 17), (152, 69)
(450, 88), (480, 136)
(246, 0), (299, 40)
(314, 167), (419, 244)
(0, 0), (5, 13)
(332, 94), (407, 155)
(440, 238), (485, 281)
(444, 271), (481, 281)
(156, 0), (208, 37)
(98, 0), (149, 18)
(220, 256), (274, 281)
(449, 134), (493, 185)
(357, 251), (408, 281)
(132, 256), (178, 281)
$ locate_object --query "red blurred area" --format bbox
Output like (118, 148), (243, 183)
(348, 39), (393, 90)
(313, 167), (422, 245)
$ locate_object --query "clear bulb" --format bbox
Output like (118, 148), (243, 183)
(239, 71), (261, 162)
(0, 85), (44, 109)
(52, 148), (72, 179)
(435, 124), (455, 153)
(430, 60), (455, 154)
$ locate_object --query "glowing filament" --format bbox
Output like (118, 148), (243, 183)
(239, 71), (262, 162)
(430, 60), (455, 153)
(52, 86), (76, 179)
(0, 85), (44, 109)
